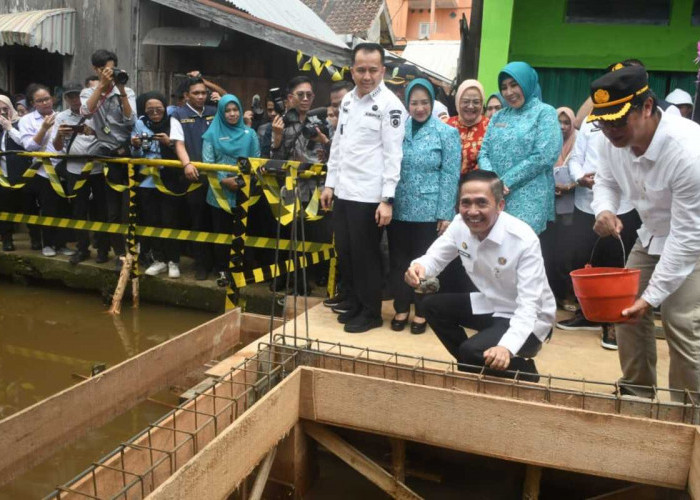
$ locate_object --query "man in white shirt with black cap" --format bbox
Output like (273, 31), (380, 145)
(590, 64), (700, 400)
(405, 170), (555, 380)
(321, 43), (406, 333)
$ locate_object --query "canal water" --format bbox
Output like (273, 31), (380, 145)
(0, 280), (214, 499)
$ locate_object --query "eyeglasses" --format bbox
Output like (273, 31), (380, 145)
(34, 96), (52, 104)
(460, 99), (482, 107)
(294, 91), (314, 100)
(145, 107), (165, 114)
(486, 105), (502, 112)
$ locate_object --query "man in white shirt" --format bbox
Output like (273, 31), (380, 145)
(589, 65), (700, 400)
(321, 43), (406, 333)
(405, 170), (555, 380)
(557, 118), (641, 349)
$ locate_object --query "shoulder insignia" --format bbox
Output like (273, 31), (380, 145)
(389, 109), (402, 128)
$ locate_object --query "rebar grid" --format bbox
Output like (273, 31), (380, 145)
(264, 334), (700, 424)
(44, 351), (298, 500)
(45, 334), (700, 499)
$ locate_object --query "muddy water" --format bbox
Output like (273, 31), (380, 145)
(0, 281), (214, 499)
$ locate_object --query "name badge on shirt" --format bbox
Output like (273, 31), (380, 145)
(364, 111), (381, 119)
(219, 136), (231, 141)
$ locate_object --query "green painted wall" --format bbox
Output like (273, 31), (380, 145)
(508, 0), (700, 72)
(477, 0), (515, 97)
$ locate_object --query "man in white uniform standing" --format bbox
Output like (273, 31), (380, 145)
(321, 43), (406, 333)
(590, 65), (700, 400)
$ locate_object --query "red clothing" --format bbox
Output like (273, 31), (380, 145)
(447, 115), (489, 173)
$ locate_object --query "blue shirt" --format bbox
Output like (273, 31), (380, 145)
(394, 116), (461, 223)
(479, 98), (561, 234)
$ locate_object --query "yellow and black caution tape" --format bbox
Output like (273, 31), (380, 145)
(296, 50), (350, 82)
(127, 163), (139, 277)
(233, 247), (336, 288)
(0, 211), (333, 250)
(225, 172), (252, 310)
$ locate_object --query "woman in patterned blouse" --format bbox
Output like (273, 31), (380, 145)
(479, 62), (561, 235)
(389, 78), (461, 334)
(446, 79), (489, 174)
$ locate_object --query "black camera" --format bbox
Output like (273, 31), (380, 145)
(139, 132), (156, 148)
(268, 87), (286, 116)
(112, 68), (129, 85)
(301, 114), (329, 141)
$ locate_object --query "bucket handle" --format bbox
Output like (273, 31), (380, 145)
(587, 235), (626, 268)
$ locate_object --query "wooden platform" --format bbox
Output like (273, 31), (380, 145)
(210, 299), (671, 389)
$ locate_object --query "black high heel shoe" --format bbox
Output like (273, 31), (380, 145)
(391, 315), (409, 332)
(410, 321), (427, 335)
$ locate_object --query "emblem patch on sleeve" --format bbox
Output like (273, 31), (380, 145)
(389, 109), (402, 128)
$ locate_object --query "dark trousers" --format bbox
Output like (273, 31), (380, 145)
(105, 164), (128, 256)
(540, 216), (573, 302)
(67, 172), (109, 255)
(138, 187), (181, 263)
(186, 182), (213, 272)
(423, 293), (543, 377)
(387, 220), (436, 316)
(333, 199), (383, 318)
(211, 205), (234, 273)
(0, 187), (41, 243)
(34, 176), (70, 248)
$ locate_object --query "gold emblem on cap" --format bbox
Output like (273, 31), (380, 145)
(594, 89), (610, 104)
(612, 63), (624, 71)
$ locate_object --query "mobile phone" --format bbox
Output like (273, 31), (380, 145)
(65, 124), (85, 133)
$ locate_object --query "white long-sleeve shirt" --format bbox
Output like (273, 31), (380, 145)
(591, 111), (700, 307)
(413, 212), (556, 355)
(568, 120), (633, 215)
(18, 110), (55, 178)
(325, 82), (406, 202)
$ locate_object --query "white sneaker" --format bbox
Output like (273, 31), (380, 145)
(168, 261), (180, 278)
(145, 261), (167, 276)
(57, 247), (77, 256)
(42, 246), (57, 257)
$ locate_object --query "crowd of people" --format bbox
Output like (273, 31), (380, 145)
(1, 44), (700, 397)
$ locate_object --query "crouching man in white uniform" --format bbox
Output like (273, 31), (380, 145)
(405, 170), (555, 380)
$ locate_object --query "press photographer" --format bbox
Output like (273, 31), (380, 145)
(270, 76), (329, 167)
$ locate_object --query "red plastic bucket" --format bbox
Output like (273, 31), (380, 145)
(570, 237), (640, 323)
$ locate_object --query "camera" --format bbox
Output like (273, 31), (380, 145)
(139, 132), (157, 148)
(268, 87), (286, 116)
(112, 68), (129, 85)
(301, 114), (329, 141)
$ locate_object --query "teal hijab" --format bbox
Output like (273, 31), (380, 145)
(498, 62), (542, 102)
(201, 94), (253, 157)
(405, 78), (435, 132)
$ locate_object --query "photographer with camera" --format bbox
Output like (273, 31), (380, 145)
(81, 49), (136, 270)
(131, 91), (182, 279)
(47, 82), (107, 265)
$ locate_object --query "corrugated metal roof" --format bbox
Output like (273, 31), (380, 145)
(143, 27), (225, 47)
(0, 8), (75, 55)
(220, 0), (346, 48)
(300, 0), (384, 36)
(400, 41), (461, 81)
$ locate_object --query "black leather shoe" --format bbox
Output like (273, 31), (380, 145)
(518, 359), (540, 383)
(332, 300), (356, 314)
(390, 316), (408, 332)
(344, 315), (383, 333)
(95, 251), (109, 264)
(337, 308), (361, 324)
(2, 240), (15, 251)
(410, 321), (427, 335)
(323, 294), (346, 308)
(69, 251), (90, 265)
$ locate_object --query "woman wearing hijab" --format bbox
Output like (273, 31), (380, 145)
(131, 91), (182, 278)
(446, 79), (489, 174)
(479, 62), (562, 236)
(389, 79), (461, 334)
(202, 94), (260, 286)
(542, 106), (578, 305)
(0, 96), (35, 251)
(485, 93), (505, 119)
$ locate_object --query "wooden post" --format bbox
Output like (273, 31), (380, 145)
(390, 438), (406, 484)
(522, 465), (542, 500)
(270, 423), (315, 499)
(249, 447), (277, 500)
(108, 253), (132, 315)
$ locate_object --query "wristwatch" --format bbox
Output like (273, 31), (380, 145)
(381, 197), (394, 205)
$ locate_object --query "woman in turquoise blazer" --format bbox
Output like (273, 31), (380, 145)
(389, 78), (461, 334)
(479, 62), (561, 235)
